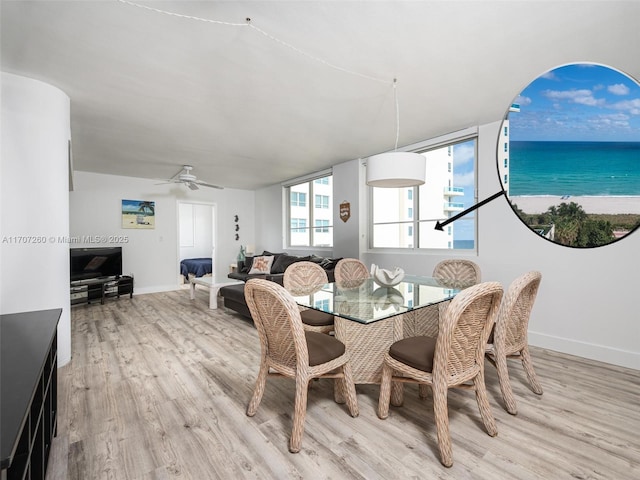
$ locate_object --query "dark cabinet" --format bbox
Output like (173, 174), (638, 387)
(1, 308), (61, 480)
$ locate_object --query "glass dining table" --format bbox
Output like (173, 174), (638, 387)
(291, 275), (470, 404)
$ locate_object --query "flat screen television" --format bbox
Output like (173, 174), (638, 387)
(70, 247), (122, 281)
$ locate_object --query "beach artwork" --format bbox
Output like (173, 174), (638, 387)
(501, 63), (640, 248)
(122, 199), (155, 229)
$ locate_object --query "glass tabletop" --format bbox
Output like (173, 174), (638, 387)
(291, 275), (470, 324)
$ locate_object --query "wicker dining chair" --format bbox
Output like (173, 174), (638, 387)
(244, 278), (359, 453)
(485, 270), (543, 415)
(378, 281), (503, 467)
(432, 259), (482, 285)
(334, 258), (370, 283)
(283, 261), (334, 334)
(407, 258), (482, 341)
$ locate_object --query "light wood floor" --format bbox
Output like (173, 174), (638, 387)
(46, 289), (640, 479)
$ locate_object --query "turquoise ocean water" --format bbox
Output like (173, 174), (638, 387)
(508, 141), (640, 196)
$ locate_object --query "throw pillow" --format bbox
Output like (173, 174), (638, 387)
(240, 256), (254, 273)
(309, 254), (325, 264)
(319, 257), (343, 270)
(271, 254), (311, 274)
(249, 255), (274, 274)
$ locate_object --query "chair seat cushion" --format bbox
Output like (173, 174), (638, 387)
(300, 309), (334, 327)
(389, 335), (437, 372)
(305, 331), (345, 366)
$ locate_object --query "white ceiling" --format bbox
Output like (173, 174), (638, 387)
(2, 1), (639, 190)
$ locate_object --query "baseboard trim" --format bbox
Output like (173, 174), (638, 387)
(529, 331), (639, 370)
(133, 285), (181, 295)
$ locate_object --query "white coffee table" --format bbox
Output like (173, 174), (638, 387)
(189, 277), (243, 309)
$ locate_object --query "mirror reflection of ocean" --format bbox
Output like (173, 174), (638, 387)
(509, 141), (640, 196)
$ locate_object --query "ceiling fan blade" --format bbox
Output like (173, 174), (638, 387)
(187, 182), (199, 190)
(194, 180), (224, 190)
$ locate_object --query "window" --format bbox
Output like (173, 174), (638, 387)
(291, 218), (307, 236)
(315, 298), (330, 310)
(315, 219), (329, 233)
(315, 195), (329, 209)
(291, 191), (306, 207)
(370, 133), (477, 251)
(286, 174), (333, 247)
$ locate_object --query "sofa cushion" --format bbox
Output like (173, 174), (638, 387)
(271, 254), (311, 274)
(239, 256), (254, 273)
(319, 257), (343, 270)
(249, 255), (274, 274)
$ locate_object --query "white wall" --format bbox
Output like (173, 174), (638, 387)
(1, 72), (72, 366)
(70, 172), (255, 292)
(257, 122), (640, 370)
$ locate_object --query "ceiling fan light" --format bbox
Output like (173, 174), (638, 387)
(366, 151), (426, 188)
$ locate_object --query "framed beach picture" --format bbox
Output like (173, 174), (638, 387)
(122, 199), (155, 229)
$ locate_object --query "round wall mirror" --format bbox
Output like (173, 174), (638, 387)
(499, 63), (640, 248)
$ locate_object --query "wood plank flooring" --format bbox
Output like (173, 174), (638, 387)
(46, 288), (640, 479)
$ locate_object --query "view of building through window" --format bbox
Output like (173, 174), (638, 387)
(288, 175), (333, 247)
(371, 138), (477, 250)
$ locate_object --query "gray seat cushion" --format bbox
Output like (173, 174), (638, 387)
(305, 331), (345, 366)
(300, 309), (334, 327)
(389, 335), (437, 372)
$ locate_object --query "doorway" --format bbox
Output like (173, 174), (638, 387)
(177, 201), (216, 285)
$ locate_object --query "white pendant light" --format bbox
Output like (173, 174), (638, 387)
(366, 79), (426, 188)
(366, 152), (425, 187)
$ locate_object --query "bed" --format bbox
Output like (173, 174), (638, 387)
(180, 258), (212, 279)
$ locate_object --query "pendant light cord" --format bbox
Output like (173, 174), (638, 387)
(118, 0), (391, 85)
(118, 0), (402, 150)
(393, 78), (400, 151)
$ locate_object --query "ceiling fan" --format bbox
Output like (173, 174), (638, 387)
(158, 165), (223, 190)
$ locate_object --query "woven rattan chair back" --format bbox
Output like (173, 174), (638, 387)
(283, 261), (334, 334)
(244, 278), (359, 453)
(486, 271), (543, 414)
(334, 258), (369, 284)
(283, 261), (328, 294)
(432, 259), (481, 286)
(245, 278), (306, 371)
(437, 282), (502, 384)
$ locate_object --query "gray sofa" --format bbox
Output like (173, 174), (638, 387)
(221, 251), (340, 319)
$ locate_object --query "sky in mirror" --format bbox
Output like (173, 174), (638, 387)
(510, 64), (640, 142)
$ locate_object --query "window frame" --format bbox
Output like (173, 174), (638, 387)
(367, 127), (478, 254)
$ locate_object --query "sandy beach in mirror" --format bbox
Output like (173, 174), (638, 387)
(508, 195), (640, 215)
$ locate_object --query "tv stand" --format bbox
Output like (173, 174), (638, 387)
(70, 275), (134, 305)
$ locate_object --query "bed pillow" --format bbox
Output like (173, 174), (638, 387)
(249, 255), (274, 274)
